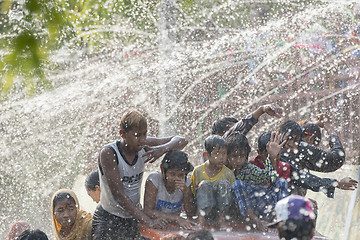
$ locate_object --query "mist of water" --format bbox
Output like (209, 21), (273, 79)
(1, 1), (359, 239)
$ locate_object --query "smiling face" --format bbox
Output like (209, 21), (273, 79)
(54, 198), (77, 232)
(207, 146), (227, 170)
(121, 127), (147, 152)
(227, 150), (248, 170)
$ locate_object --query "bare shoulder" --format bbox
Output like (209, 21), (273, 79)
(100, 147), (116, 163)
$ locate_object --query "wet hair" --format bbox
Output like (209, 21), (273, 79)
(258, 131), (272, 153)
(302, 122), (322, 143)
(85, 170), (100, 191)
(7, 221), (30, 240)
(225, 132), (251, 157)
(161, 150), (193, 177)
(120, 110), (147, 132)
(279, 120), (302, 141)
(211, 117), (238, 135)
(277, 219), (315, 240)
(18, 229), (49, 240)
(52, 193), (76, 210)
(186, 230), (214, 240)
(204, 135), (227, 155)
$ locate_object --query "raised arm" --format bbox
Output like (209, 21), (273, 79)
(142, 136), (188, 163)
(296, 113), (345, 172)
(252, 103), (283, 120)
(287, 162), (357, 198)
(223, 103), (283, 139)
(100, 148), (167, 228)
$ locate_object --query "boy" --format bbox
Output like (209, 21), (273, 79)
(144, 150), (196, 229)
(249, 131), (291, 181)
(226, 131), (289, 230)
(92, 110), (188, 239)
(294, 113), (345, 172)
(268, 195), (316, 240)
(278, 120), (357, 198)
(191, 135), (235, 229)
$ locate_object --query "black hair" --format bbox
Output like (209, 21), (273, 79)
(161, 150), (193, 177)
(258, 131), (272, 153)
(186, 230), (214, 240)
(225, 132), (251, 157)
(277, 219), (315, 240)
(18, 229), (49, 240)
(85, 170), (100, 191)
(211, 117), (238, 135)
(279, 120), (302, 141)
(302, 123), (322, 142)
(204, 135), (227, 155)
(53, 193), (76, 210)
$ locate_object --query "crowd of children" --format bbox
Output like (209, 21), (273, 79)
(5, 106), (358, 240)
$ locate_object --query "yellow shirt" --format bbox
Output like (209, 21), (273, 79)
(190, 163), (235, 195)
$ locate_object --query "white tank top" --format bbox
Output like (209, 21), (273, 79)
(99, 141), (146, 218)
(147, 172), (184, 215)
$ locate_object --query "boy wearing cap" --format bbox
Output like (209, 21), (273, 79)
(268, 195), (316, 240)
(144, 150), (196, 229)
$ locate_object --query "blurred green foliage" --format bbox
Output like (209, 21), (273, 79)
(0, 0), (321, 98)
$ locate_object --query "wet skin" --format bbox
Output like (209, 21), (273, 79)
(164, 169), (187, 193)
(208, 146), (227, 170)
(227, 150), (248, 170)
(86, 186), (101, 203)
(54, 199), (77, 235)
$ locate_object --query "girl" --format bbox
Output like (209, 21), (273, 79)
(51, 189), (92, 240)
(144, 150), (196, 229)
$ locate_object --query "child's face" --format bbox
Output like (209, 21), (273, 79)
(164, 169), (186, 189)
(54, 199), (77, 230)
(122, 127), (147, 151)
(208, 146), (227, 169)
(86, 186), (101, 204)
(227, 150), (248, 169)
(283, 135), (301, 153)
(302, 134), (320, 147)
(257, 150), (268, 162)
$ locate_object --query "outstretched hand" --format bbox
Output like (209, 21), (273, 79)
(316, 113), (332, 128)
(263, 104), (283, 118)
(336, 177), (358, 190)
(266, 131), (289, 166)
(142, 145), (166, 163)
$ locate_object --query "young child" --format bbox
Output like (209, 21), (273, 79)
(6, 221), (30, 240)
(144, 150), (196, 229)
(93, 110), (188, 239)
(268, 195), (316, 240)
(51, 189), (92, 240)
(18, 230), (49, 240)
(249, 131), (291, 182)
(191, 135), (235, 229)
(226, 132), (289, 230)
(85, 170), (100, 204)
